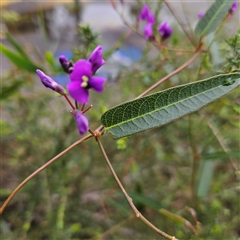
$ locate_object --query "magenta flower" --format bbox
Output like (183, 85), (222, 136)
(198, 12), (204, 19)
(88, 45), (105, 74)
(158, 21), (172, 41)
(73, 110), (89, 135)
(138, 5), (155, 24)
(138, 4), (155, 40)
(36, 69), (65, 95)
(231, 0), (238, 12)
(59, 55), (74, 74)
(144, 22), (154, 39)
(67, 45), (106, 104)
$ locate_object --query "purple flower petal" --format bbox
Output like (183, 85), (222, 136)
(147, 12), (155, 24)
(144, 23), (153, 40)
(36, 69), (65, 95)
(67, 81), (89, 103)
(89, 76), (107, 92)
(138, 5), (150, 21)
(158, 21), (172, 40)
(59, 55), (68, 64)
(88, 45), (105, 74)
(74, 110), (89, 135)
(231, 0), (238, 11)
(70, 60), (92, 82)
(138, 4), (155, 24)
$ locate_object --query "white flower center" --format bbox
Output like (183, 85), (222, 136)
(81, 75), (89, 88)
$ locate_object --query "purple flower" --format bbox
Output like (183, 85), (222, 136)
(144, 22), (154, 39)
(36, 69), (65, 95)
(138, 5), (150, 21)
(88, 45), (105, 74)
(138, 4), (156, 40)
(231, 0), (238, 12)
(67, 60), (106, 104)
(158, 21), (172, 41)
(198, 12), (204, 19)
(59, 55), (74, 74)
(67, 46), (106, 104)
(73, 110), (89, 135)
(138, 5), (155, 24)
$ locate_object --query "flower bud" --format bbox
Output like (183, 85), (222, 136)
(36, 69), (65, 95)
(59, 55), (74, 74)
(73, 110), (89, 135)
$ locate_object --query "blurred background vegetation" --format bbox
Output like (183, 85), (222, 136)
(1, 1), (239, 239)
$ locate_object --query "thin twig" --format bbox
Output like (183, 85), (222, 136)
(96, 137), (178, 240)
(201, 114), (238, 171)
(63, 94), (75, 110)
(164, 0), (196, 47)
(0, 134), (93, 214)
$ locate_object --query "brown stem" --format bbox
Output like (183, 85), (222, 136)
(96, 137), (178, 240)
(0, 134), (93, 215)
(164, 0), (196, 47)
(63, 94), (75, 110)
(137, 48), (202, 98)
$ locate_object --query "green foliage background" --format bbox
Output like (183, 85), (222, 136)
(1, 1), (239, 239)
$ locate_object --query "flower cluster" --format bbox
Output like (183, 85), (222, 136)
(67, 46), (106, 104)
(36, 45), (106, 135)
(138, 4), (172, 41)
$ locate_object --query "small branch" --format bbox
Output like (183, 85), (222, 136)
(63, 94), (75, 110)
(201, 113), (238, 171)
(137, 47), (202, 98)
(96, 137), (178, 240)
(0, 134), (93, 214)
(164, 0), (196, 47)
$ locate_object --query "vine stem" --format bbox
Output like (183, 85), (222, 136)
(0, 134), (93, 215)
(137, 47), (202, 98)
(96, 136), (178, 240)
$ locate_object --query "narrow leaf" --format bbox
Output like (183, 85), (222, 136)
(5, 32), (29, 59)
(101, 73), (240, 139)
(0, 80), (23, 101)
(0, 43), (39, 72)
(196, 160), (215, 197)
(195, 0), (234, 37)
(45, 51), (57, 72)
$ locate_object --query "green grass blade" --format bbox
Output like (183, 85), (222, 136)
(195, 0), (234, 37)
(5, 32), (30, 59)
(0, 43), (39, 72)
(196, 160), (215, 197)
(0, 80), (23, 101)
(101, 73), (240, 139)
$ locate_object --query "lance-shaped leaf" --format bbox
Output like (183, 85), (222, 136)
(0, 43), (40, 72)
(195, 0), (234, 37)
(101, 73), (240, 139)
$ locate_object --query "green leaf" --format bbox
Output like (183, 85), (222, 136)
(195, 0), (234, 37)
(5, 32), (29, 59)
(203, 151), (240, 160)
(45, 51), (57, 72)
(196, 160), (215, 197)
(0, 80), (23, 101)
(101, 73), (240, 139)
(0, 43), (39, 72)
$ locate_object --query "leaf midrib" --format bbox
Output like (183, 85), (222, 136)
(199, 0), (232, 36)
(105, 80), (235, 131)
